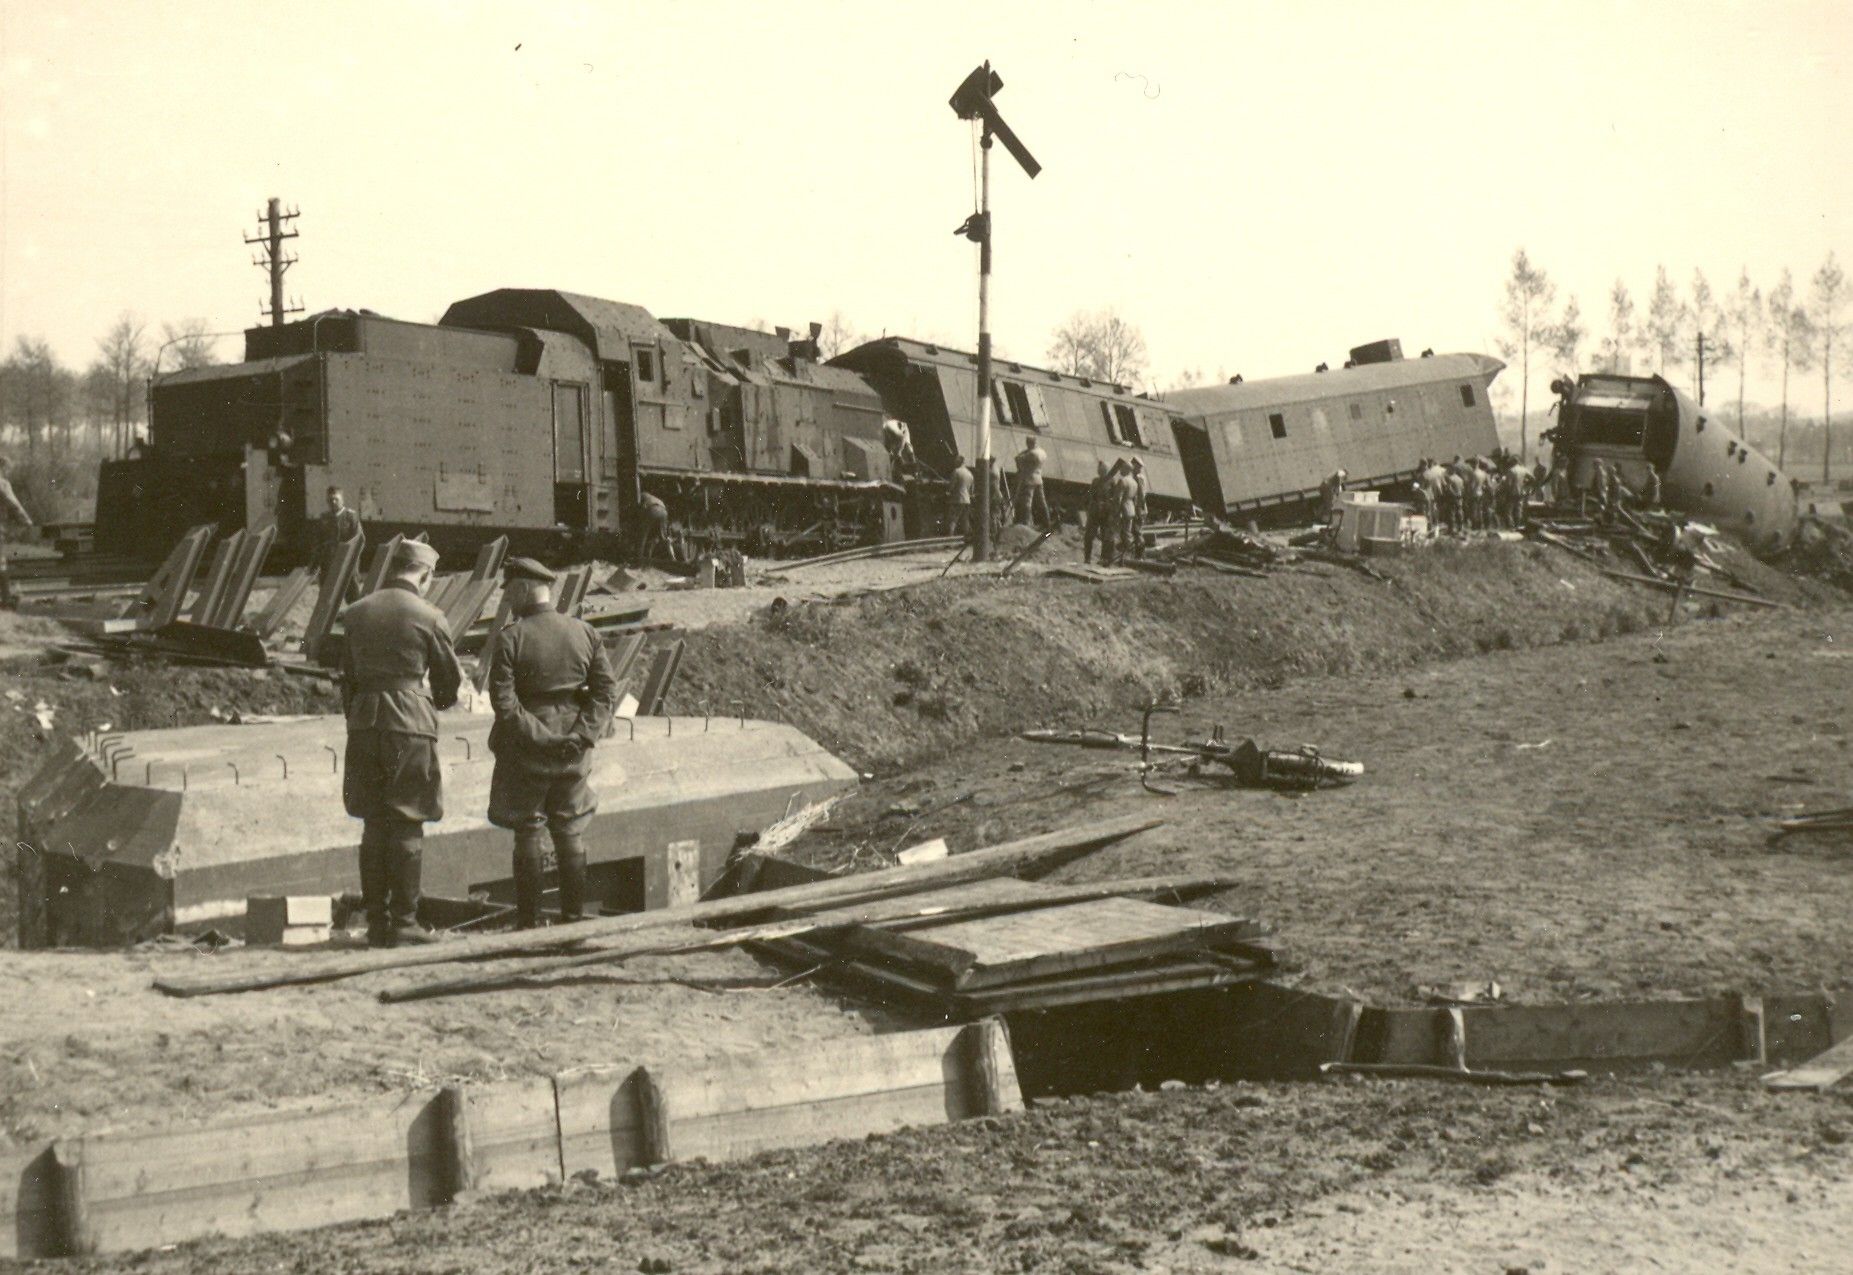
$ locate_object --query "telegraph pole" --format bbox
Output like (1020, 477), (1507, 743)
(1695, 332), (1707, 406)
(949, 64), (1040, 563)
(245, 197), (302, 325)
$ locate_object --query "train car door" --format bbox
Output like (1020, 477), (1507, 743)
(552, 382), (592, 531)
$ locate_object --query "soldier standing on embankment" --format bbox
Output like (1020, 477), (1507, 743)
(339, 539), (462, 947)
(486, 557), (618, 929)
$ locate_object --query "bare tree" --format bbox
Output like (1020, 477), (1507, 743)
(94, 313), (149, 457)
(1546, 294), (1585, 375)
(1811, 251), (1848, 482)
(3, 336), (68, 457)
(1686, 269), (1733, 403)
(1494, 248), (1557, 461)
(1764, 269), (1814, 471)
(1045, 308), (1148, 388)
(1721, 268), (1762, 431)
(1600, 279), (1635, 372)
(1640, 265), (1689, 376)
(159, 318), (220, 372)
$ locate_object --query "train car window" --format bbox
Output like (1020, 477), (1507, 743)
(1767, 472), (1777, 485)
(552, 384), (587, 483)
(635, 349), (657, 384)
(1024, 383), (1053, 431)
(1100, 401), (1123, 444)
(1113, 403), (1143, 446)
(1695, 416), (1705, 433)
(1269, 412), (1287, 439)
(991, 383), (1016, 425)
(1002, 382), (1046, 431)
(1348, 402), (1363, 421)
(1459, 385), (1476, 407)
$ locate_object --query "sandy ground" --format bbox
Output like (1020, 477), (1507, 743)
(3, 541), (1851, 1270)
(782, 604), (1853, 1004)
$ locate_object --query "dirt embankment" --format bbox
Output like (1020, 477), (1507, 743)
(675, 541), (1671, 775)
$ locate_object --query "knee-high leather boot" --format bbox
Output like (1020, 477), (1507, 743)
(513, 827), (548, 929)
(358, 821), (393, 946)
(552, 831), (587, 923)
(388, 822), (435, 942)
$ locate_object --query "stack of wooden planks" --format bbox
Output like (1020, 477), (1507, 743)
(755, 883), (1278, 1016)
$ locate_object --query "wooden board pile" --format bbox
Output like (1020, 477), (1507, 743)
(147, 815), (1282, 1021)
(754, 881), (1279, 1017)
(1525, 509), (1783, 609)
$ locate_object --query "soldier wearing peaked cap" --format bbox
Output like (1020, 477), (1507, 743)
(486, 556), (619, 928)
(338, 538), (463, 947)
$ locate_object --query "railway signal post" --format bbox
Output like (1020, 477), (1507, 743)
(950, 63), (1040, 561)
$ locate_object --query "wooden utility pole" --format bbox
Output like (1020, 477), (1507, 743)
(245, 197), (302, 326)
(1695, 332), (1707, 406)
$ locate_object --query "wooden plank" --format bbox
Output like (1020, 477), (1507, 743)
(1461, 998), (1748, 1070)
(185, 533), (241, 625)
(382, 874), (1235, 1004)
(634, 1068), (673, 1166)
(301, 536), (364, 661)
(154, 814), (1165, 996)
(950, 959), (1268, 1015)
(359, 534), (404, 597)
(470, 535), (509, 582)
(472, 592), (514, 692)
(128, 525), (213, 630)
(0, 1144), (62, 1260)
(75, 1089), (449, 1253)
(1762, 991), (1837, 1065)
(1764, 1033), (1853, 1091)
(208, 524), (275, 629)
(962, 1019), (1016, 1116)
(635, 640), (684, 716)
(443, 578), (498, 639)
(659, 1024), (1017, 1164)
(871, 896), (1260, 990)
(250, 567), (312, 641)
(554, 1064), (646, 1181)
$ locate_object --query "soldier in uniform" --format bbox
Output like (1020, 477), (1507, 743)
(636, 491), (670, 564)
(487, 558), (619, 929)
(1014, 439), (1049, 529)
(1113, 460), (1142, 561)
(948, 455), (974, 541)
(0, 458), (35, 610)
(321, 487), (365, 604)
(339, 539), (462, 947)
(1082, 460), (1112, 564)
(1129, 457), (1150, 547)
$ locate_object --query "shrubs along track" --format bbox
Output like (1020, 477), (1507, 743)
(675, 540), (1669, 775)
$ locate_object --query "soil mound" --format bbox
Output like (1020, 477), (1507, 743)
(676, 540), (1667, 775)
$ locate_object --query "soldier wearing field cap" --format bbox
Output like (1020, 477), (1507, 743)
(486, 557), (619, 929)
(338, 538), (463, 946)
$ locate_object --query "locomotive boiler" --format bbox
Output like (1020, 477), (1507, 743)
(1545, 372), (1800, 551)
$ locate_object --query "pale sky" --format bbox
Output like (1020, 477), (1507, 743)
(1, 0), (1848, 414)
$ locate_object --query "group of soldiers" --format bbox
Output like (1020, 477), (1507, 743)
(941, 444), (1148, 565)
(336, 534), (617, 946)
(1408, 452), (1540, 534)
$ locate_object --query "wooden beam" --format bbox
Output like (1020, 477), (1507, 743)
(437, 1084), (477, 1199)
(962, 1019), (1015, 1116)
(153, 814), (1165, 997)
(50, 1139), (93, 1258)
(378, 873), (1236, 1004)
(1599, 567), (1785, 609)
(633, 1068), (673, 1166)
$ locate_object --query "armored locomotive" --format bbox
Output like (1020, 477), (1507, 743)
(105, 290), (899, 561)
(1544, 372), (1799, 551)
(106, 281), (1506, 562)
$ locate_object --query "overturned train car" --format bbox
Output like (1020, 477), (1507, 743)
(1546, 372), (1799, 552)
(1165, 345), (1505, 522)
(103, 290), (900, 561)
(831, 337), (1504, 526)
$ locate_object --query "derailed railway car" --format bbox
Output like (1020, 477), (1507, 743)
(1546, 372), (1799, 551)
(1165, 344), (1505, 522)
(830, 337), (1193, 516)
(104, 290), (899, 562)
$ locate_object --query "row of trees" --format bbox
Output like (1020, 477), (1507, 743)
(1498, 248), (1849, 477)
(0, 316), (220, 465)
